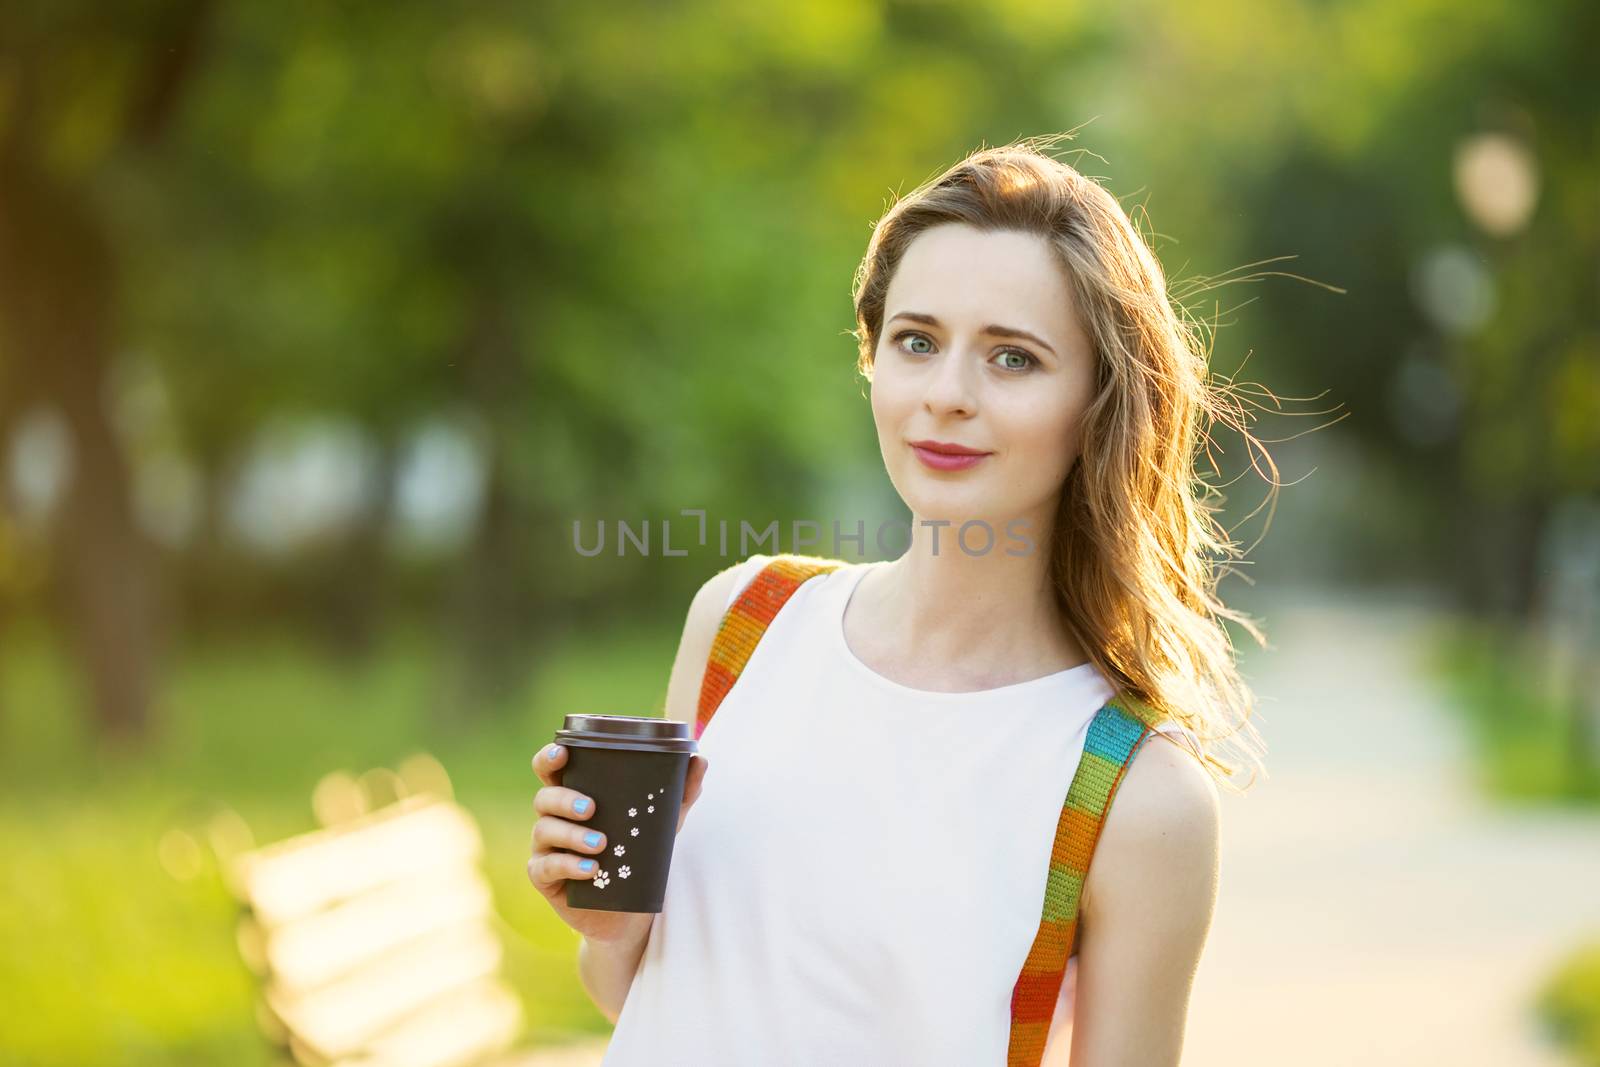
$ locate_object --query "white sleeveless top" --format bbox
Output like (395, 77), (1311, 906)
(602, 555), (1180, 1065)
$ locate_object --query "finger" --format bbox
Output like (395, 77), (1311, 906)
(534, 785), (596, 820)
(531, 743), (568, 786)
(684, 754), (708, 808)
(527, 851), (598, 890)
(532, 816), (607, 856)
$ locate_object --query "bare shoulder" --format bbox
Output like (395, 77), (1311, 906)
(1083, 732), (1220, 916)
(691, 558), (759, 631)
(658, 557), (766, 721)
(1108, 732), (1220, 847)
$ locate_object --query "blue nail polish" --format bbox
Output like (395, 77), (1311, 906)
(580, 859), (595, 871)
(573, 797), (590, 814)
(584, 831), (602, 847)
(547, 745), (562, 760)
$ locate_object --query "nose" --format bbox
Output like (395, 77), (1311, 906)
(922, 344), (978, 419)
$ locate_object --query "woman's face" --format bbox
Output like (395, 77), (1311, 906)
(869, 222), (1098, 541)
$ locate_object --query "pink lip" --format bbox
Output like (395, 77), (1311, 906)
(911, 444), (991, 471)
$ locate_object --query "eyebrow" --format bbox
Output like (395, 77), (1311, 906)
(884, 311), (1058, 357)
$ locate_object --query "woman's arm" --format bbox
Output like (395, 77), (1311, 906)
(1064, 733), (1221, 1066)
(574, 559), (750, 1023)
(576, 921), (656, 1023)
(577, 917), (655, 1024)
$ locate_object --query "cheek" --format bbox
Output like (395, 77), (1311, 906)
(868, 362), (910, 433)
(999, 391), (1085, 473)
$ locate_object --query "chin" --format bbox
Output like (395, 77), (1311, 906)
(904, 492), (1009, 529)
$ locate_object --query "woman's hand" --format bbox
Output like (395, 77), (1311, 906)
(526, 742), (710, 945)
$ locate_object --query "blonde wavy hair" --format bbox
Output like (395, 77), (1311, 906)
(850, 136), (1272, 792)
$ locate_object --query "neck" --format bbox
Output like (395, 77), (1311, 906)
(866, 507), (1084, 681)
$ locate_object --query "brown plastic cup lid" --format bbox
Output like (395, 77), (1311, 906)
(554, 714), (698, 754)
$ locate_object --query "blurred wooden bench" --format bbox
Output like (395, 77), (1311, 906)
(218, 756), (606, 1067)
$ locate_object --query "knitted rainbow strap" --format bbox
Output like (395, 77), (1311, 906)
(695, 556), (842, 740)
(1007, 696), (1153, 1066)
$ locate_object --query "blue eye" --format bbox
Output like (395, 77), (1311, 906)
(893, 330), (934, 355)
(994, 349), (1037, 372)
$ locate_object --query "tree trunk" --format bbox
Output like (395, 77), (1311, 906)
(446, 296), (532, 722)
(0, 164), (160, 744)
(319, 436), (396, 661)
(0, 0), (213, 744)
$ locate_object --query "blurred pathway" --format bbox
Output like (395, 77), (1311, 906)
(1183, 588), (1600, 1066)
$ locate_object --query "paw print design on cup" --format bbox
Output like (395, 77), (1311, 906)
(553, 713), (697, 913)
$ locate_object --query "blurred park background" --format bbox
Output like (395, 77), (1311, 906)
(2, 0), (1598, 1064)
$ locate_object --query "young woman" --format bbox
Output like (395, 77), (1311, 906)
(528, 137), (1267, 1066)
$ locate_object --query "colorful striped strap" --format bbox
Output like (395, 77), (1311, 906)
(696, 555), (842, 740)
(1007, 695), (1154, 1065)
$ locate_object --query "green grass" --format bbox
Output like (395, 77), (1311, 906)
(0, 616), (681, 1066)
(1540, 942), (1600, 1067)
(1427, 619), (1600, 805)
